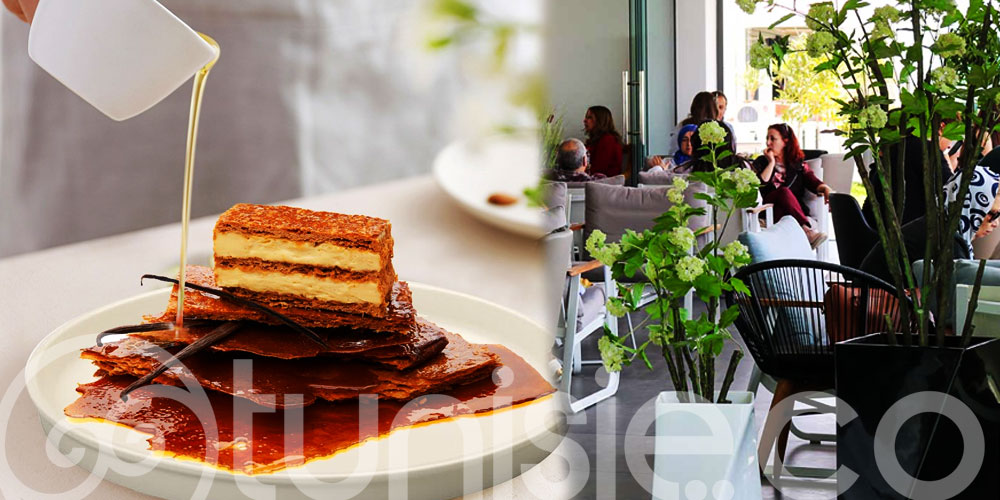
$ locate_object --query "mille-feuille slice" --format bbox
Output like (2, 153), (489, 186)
(213, 204), (396, 318)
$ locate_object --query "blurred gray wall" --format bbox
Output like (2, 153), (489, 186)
(544, 0), (629, 141)
(0, 0), (468, 257)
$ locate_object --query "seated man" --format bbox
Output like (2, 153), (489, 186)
(546, 138), (607, 182)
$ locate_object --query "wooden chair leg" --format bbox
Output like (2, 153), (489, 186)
(758, 378), (796, 481)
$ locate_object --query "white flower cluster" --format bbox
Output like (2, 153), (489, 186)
(736, 0), (758, 14)
(606, 298), (628, 317)
(872, 5), (902, 23)
(667, 226), (696, 251)
(649, 326), (670, 347)
(722, 241), (750, 265)
(932, 33), (966, 58)
(931, 66), (959, 93)
(698, 121), (727, 145)
(870, 6), (901, 39)
(585, 230), (622, 267)
(598, 336), (626, 372)
(857, 105), (888, 130)
(806, 2), (837, 31)
(676, 255), (706, 282)
(722, 167), (760, 194)
(667, 176), (689, 205)
(806, 31), (836, 57)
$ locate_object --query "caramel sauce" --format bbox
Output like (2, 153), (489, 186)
(65, 346), (553, 475)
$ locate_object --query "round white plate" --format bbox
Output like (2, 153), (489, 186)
(24, 284), (563, 500)
(433, 138), (546, 239)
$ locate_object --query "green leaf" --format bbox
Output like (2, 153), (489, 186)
(768, 13), (796, 29)
(719, 305), (741, 329)
(840, 0), (863, 16)
(630, 285), (645, 310)
(879, 129), (902, 143)
(730, 277), (751, 296)
(693, 273), (723, 301)
(644, 303), (663, 320)
(968, 66), (989, 87)
(873, 45), (895, 60)
(705, 255), (727, 275)
(901, 89), (927, 115)
(426, 36), (455, 49)
(624, 254), (644, 278)
(942, 11), (963, 26)
(647, 239), (667, 263)
(813, 59), (839, 73)
(942, 121), (965, 141)
(636, 348), (652, 370)
(433, 0), (478, 21)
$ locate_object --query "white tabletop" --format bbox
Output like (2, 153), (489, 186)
(0, 175), (568, 499)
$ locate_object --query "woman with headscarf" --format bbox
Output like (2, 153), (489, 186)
(583, 105), (624, 177)
(671, 124), (698, 166)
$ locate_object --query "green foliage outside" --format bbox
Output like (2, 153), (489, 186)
(773, 33), (849, 128)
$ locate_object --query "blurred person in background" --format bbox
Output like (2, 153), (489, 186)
(582, 105), (623, 177)
(712, 90), (736, 141)
(547, 138), (605, 182)
(670, 91), (717, 147)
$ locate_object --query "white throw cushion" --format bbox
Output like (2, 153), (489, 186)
(739, 215), (813, 263)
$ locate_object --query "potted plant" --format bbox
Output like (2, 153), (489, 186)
(745, 0), (1000, 496)
(586, 121), (764, 496)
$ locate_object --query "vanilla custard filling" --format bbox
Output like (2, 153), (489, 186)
(214, 268), (382, 304)
(214, 232), (382, 271)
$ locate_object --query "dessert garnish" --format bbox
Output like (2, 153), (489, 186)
(96, 319), (217, 346)
(120, 321), (244, 400)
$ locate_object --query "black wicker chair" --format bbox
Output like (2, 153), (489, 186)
(724, 259), (907, 478)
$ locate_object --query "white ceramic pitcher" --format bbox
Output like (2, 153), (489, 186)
(27, 0), (218, 121)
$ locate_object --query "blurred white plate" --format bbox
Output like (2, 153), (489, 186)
(25, 284), (562, 500)
(433, 139), (546, 239)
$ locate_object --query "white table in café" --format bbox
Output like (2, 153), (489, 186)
(0, 175), (567, 499)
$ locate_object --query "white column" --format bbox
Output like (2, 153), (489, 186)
(674, 0), (718, 119)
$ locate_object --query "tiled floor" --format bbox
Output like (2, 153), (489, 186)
(558, 308), (840, 499)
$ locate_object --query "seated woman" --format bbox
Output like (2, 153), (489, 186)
(752, 123), (832, 248)
(647, 124), (697, 172)
(670, 91), (718, 147)
(681, 120), (749, 173)
(946, 160), (1000, 256)
(583, 105), (624, 177)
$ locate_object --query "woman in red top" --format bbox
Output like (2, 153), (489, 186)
(752, 123), (832, 247)
(583, 105), (624, 177)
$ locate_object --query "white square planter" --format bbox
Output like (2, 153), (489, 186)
(652, 391), (761, 500)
